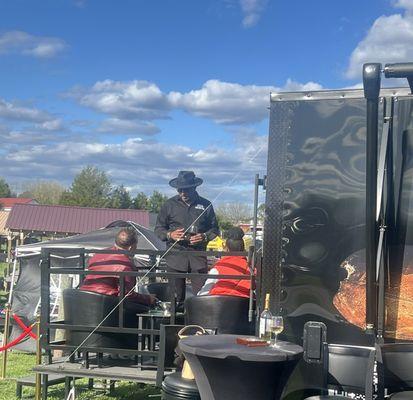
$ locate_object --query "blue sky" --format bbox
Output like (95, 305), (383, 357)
(0, 0), (411, 203)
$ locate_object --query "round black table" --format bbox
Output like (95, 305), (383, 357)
(179, 334), (303, 400)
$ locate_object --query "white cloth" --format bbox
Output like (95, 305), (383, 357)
(197, 267), (219, 296)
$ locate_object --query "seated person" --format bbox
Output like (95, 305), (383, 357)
(198, 227), (252, 298)
(80, 227), (156, 313)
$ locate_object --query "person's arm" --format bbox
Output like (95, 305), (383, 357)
(122, 264), (156, 305)
(197, 267), (219, 296)
(155, 202), (169, 241)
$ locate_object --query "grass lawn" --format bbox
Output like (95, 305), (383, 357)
(0, 351), (161, 400)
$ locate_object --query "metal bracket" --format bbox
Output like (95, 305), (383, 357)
(376, 100), (391, 221)
(257, 175), (267, 189)
(384, 63), (413, 93)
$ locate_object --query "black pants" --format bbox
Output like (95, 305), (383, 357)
(166, 253), (209, 302)
(123, 300), (151, 323)
(168, 266), (208, 302)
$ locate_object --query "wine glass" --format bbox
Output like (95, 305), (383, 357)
(186, 225), (198, 244)
(270, 316), (284, 348)
(188, 225), (198, 235)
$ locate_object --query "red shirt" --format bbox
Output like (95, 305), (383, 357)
(198, 256), (252, 298)
(79, 247), (152, 305)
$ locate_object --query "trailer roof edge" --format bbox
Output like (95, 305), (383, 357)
(270, 87), (412, 101)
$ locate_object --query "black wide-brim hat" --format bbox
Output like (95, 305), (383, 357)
(169, 171), (203, 189)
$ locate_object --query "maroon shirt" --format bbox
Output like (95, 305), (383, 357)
(80, 247), (152, 305)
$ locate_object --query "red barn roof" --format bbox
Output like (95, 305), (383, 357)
(0, 198), (37, 208)
(6, 203), (150, 234)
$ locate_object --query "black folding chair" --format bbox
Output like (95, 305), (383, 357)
(185, 295), (254, 334)
(377, 343), (413, 400)
(305, 344), (375, 400)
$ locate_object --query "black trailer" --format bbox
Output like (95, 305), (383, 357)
(261, 63), (413, 347)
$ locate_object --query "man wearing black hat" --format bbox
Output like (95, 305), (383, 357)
(155, 171), (219, 302)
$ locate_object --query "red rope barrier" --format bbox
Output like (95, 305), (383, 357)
(0, 315), (37, 352)
(0, 323), (35, 352)
(12, 314), (37, 339)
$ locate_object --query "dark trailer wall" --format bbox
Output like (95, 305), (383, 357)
(262, 87), (413, 345)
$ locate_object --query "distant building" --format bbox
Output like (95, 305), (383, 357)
(0, 199), (38, 260)
(0, 198), (38, 211)
(239, 222), (263, 241)
(3, 203), (150, 262)
(6, 203), (150, 236)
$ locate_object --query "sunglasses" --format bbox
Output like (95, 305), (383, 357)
(178, 187), (194, 193)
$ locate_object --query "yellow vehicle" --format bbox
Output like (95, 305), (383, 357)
(206, 235), (224, 251)
(207, 235), (253, 251)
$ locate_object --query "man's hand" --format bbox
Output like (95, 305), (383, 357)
(169, 228), (185, 242)
(190, 233), (205, 245)
(148, 294), (157, 305)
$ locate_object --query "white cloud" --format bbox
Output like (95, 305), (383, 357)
(283, 79), (324, 92)
(69, 78), (324, 129)
(0, 129), (60, 145)
(37, 119), (64, 131)
(173, 79), (323, 124)
(73, 79), (171, 120)
(0, 98), (55, 122)
(170, 79), (275, 124)
(239, 0), (268, 28)
(393, 0), (413, 11)
(0, 30), (66, 58)
(97, 118), (160, 135)
(346, 3), (413, 79)
(3, 133), (267, 201)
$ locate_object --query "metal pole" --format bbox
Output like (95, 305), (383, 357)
(252, 174), (260, 250)
(247, 245), (255, 323)
(247, 174), (261, 322)
(363, 63), (381, 334)
(35, 314), (41, 400)
(0, 303), (11, 379)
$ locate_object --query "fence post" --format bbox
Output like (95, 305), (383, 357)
(0, 302), (11, 379)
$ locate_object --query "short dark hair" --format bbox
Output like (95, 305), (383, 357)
(115, 228), (138, 249)
(225, 226), (245, 252)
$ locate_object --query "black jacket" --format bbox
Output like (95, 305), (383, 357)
(155, 193), (219, 251)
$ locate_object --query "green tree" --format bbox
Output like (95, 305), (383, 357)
(215, 202), (252, 225)
(216, 214), (233, 232)
(132, 192), (150, 210)
(109, 185), (132, 209)
(0, 177), (12, 198)
(148, 190), (168, 213)
(60, 166), (112, 207)
(20, 180), (65, 205)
